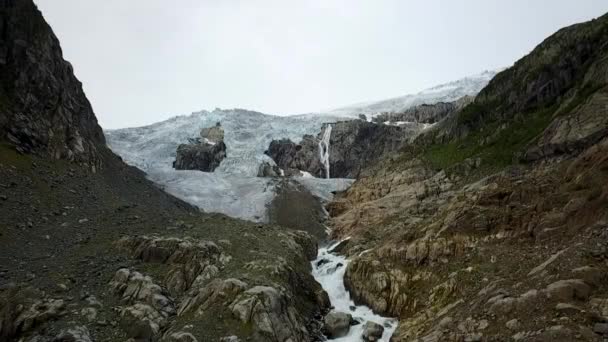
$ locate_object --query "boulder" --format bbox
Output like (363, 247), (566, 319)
(362, 321), (384, 341)
(323, 312), (352, 338)
(257, 161), (282, 178)
(173, 140), (227, 172)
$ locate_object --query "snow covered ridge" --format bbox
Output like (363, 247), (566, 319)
(327, 70), (499, 118)
(105, 108), (354, 221)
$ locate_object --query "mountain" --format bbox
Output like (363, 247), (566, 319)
(0, 2), (328, 341)
(327, 12), (608, 341)
(328, 70), (498, 118)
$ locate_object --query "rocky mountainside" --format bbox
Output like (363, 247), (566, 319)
(372, 96), (473, 125)
(266, 120), (429, 179)
(0, 2), (327, 342)
(326, 12), (608, 341)
(0, 0), (105, 170)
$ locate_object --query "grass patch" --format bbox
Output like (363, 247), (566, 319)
(423, 104), (559, 173)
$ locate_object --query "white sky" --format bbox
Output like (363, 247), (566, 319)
(35, 1), (608, 129)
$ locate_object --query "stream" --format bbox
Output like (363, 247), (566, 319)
(312, 240), (398, 341)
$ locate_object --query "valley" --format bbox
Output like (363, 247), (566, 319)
(1, 1), (608, 342)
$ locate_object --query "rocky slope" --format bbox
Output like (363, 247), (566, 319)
(0, 2), (327, 341)
(0, 0), (105, 170)
(327, 12), (608, 341)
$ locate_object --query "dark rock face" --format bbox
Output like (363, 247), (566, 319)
(327, 121), (418, 178)
(266, 121), (421, 179)
(173, 123), (227, 172)
(0, 1), (105, 169)
(173, 141), (226, 172)
(373, 96), (472, 124)
(265, 135), (325, 177)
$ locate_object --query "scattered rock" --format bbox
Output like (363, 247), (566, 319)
(506, 319), (521, 330)
(323, 311), (352, 338)
(362, 321), (384, 341)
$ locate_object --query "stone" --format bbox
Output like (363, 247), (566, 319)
(362, 321), (384, 341)
(545, 279), (591, 301)
(506, 319), (520, 330)
(555, 303), (583, 314)
(80, 307), (98, 322)
(323, 312), (352, 338)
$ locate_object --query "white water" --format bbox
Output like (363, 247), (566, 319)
(312, 240), (398, 341)
(319, 124), (332, 179)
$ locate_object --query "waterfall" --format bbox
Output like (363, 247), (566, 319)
(319, 124), (332, 179)
(311, 240), (398, 341)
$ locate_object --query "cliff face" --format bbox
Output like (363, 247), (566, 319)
(327, 12), (608, 341)
(0, 2), (327, 342)
(0, 0), (105, 169)
(266, 120), (426, 179)
(372, 96), (472, 125)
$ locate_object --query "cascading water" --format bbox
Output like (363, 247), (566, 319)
(312, 240), (398, 341)
(319, 124), (332, 179)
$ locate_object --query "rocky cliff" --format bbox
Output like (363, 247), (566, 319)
(173, 123), (227, 172)
(327, 12), (608, 341)
(0, 2), (326, 342)
(266, 120), (426, 179)
(372, 96), (472, 124)
(0, 0), (105, 170)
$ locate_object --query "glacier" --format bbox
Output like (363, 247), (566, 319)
(105, 109), (354, 221)
(105, 71), (496, 222)
(328, 70), (498, 118)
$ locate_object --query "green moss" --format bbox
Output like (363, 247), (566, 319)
(423, 104), (559, 173)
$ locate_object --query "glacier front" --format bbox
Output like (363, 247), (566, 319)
(105, 109), (353, 221)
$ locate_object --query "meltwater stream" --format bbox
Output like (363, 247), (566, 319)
(312, 240), (398, 341)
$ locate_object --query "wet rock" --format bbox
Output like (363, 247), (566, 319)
(265, 136), (324, 178)
(323, 311), (352, 338)
(362, 321), (384, 341)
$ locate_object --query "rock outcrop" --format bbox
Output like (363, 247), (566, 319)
(265, 135), (325, 177)
(173, 123), (227, 172)
(266, 121), (423, 179)
(373, 96), (472, 125)
(0, 0), (106, 169)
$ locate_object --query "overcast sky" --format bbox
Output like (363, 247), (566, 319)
(35, 1), (608, 129)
